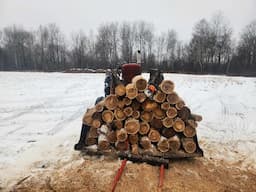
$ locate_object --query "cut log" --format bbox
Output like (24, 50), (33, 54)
(104, 94), (118, 110)
(132, 75), (148, 91)
(132, 110), (140, 119)
(131, 100), (140, 111)
(153, 107), (166, 119)
(124, 119), (140, 134)
(116, 128), (128, 142)
(142, 100), (158, 112)
(98, 134), (110, 150)
(139, 121), (150, 135)
(82, 108), (96, 125)
(124, 106), (133, 117)
(166, 107), (177, 118)
(162, 117), (174, 128)
(129, 134), (139, 144)
(115, 84), (126, 96)
(106, 130), (117, 143)
(131, 144), (139, 155)
(157, 136), (169, 153)
(140, 111), (153, 122)
(114, 108), (126, 121)
(148, 129), (161, 142)
(162, 127), (176, 138)
(183, 125), (196, 138)
(175, 100), (185, 110)
(166, 92), (179, 104)
(117, 99), (126, 109)
(182, 138), (197, 153)
(153, 91), (166, 103)
(140, 136), (152, 150)
(191, 114), (203, 122)
(95, 101), (105, 112)
(178, 106), (191, 121)
(87, 127), (98, 138)
(151, 118), (163, 129)
(92, 119), (101, 128)
(112, 120), (123, 130)
(173, 118), (185, 132)
(102, 110), (114, 124)
(187, 119), (198, 128)
(161, 102), (170, 110)
(136, 92), (147, 103)
(123, 97), (132, 106)
(159, 80), (175, 94)
(126, 83), (138, 99)
(115, 141), (128, 151)
(168, 135), (181, 152)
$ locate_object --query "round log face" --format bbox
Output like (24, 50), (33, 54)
(123, 97), (132, 106)
(136, 93), (147, 103)
(161, 127), (176, 138)
(153, 107), (166, 119)
(114, 108), (126, 121)
(126, 83), (138, 99)
(173, 118), (185, 132)
(105, 95), (118, 110)
(124, 119), (140, 134)
(116, 129), (128, 142)
(162, 117), (174, 128)
(133, 76), (147, 91)
(139, 121), (150, 135)
(166, 107), (177, 118)
(161, 102), (170, 110)
(178, 106), (191, 121)
(142, 100), (158, 112)
(153, 91), (166, 103)
(151, 118), (163, 129)
(102, 110), (114, 123)
(182, 138), (196, 153)
(166, 92), (179, 104)
(157, 138), (169, 153)
(148, 129), (161, 142)
(115, 84), (126, 96)
(183, 125), (196, 137)
(159, 80), (175, 94)
(140, 136), (151, 149)
(124, 107), (133, 117)
(140, 111), (153, 122)
(175, 100), (185, 110)
(115, 141), (128, 151)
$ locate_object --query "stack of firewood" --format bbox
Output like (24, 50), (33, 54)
(83, 75), (202, 155)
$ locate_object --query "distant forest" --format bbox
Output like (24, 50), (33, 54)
(0, 13), (255, 76)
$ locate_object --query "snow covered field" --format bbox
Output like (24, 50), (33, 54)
(0, 72), (256, 189)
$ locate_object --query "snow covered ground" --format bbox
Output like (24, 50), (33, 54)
(0, 72), (256, 189)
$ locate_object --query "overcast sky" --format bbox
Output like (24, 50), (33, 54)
(0, 0), (255, 41)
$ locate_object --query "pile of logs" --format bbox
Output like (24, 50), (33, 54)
(83, 75), (202, 155)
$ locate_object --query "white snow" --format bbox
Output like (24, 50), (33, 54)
(0, 72), (256, 189)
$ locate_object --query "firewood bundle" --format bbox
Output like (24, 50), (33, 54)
(82, 75), (202, 155)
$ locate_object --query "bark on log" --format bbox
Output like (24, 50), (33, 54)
(191, 114), (203, 122)
(151, 118), (163, 129)
(178, 106), (191, 121)
(162, 117), (174, 128)
(166, 92), (179, 104)
(175, 100), (185, 110)
(126, 83), (138, 99)
(102, 110), (114, 123)
(132, 75), (148, 91)
(131, 144), (139, 155)
(132, 110), (140, 119)
(183, 125), (196, 138)
(139, 121), (150, 135)
(173, 118), (185, 132)
(153, 91), (166, 103)
(161, 127), (176, 138)
(82, 108), (96, 125)
(116, 128), (128, 142)
(124, 106), (133, 117)
(159, 80), (175, 94)
(124, 119), (140, 134)
(142, 100), (158, 112)
(168, 135), (181, 152)
(148, 129), (161, 142)
(98, 134), (110, 150)
(115, 141), (128, 151)
(182, 138), (197, 153)
(129, 134), (139, 144)
(115, 84), (126, 96)
(187, 119), (198, 128)
(161, 102), (170, 111)
(95, 101), (105, 112)
(157, 136), (169, 153)
(114, 108), (126, 121)
(104, 95), (118, 110)
(140, 111), (153, 122)
(106, 130), (117, 143)
(140, 136), (152, 150)
(136, 92), (147, 103)
(166, 107), (177, 118)
(112, 120), (123, 130)
(153, 107), (166, 119)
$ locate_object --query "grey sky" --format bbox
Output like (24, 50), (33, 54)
(0, 0), (255, 41)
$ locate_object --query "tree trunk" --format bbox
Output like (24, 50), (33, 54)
(148, 129), (161, 142)
(162, 117), (174, 128)
(173, 118), (185, 132)
(115, 84), (126, 96)
(183, 125), (196, 137)
(124, 119), (140, 134)
(166, 92), (179, 104)
(153, 91), (166, 103)
(159, 80), (175, 94)
(114, 108), (126, 121)
(139, 121), (150, 135)
(182, 138), (196, 153)
(104, 94), (118, 110)
(140, 111), (153, 122)
(102, 110), (114, 123)
(161, 102), (170, 110)
(132, 75), (147, 91)
(166, 107), (177, 118)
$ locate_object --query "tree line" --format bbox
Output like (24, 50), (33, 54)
(0, 13), (255, 76)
